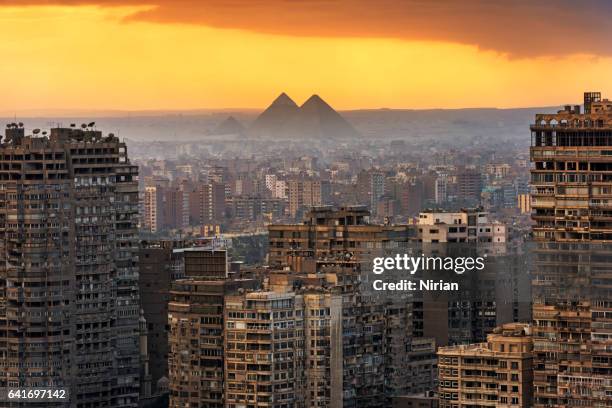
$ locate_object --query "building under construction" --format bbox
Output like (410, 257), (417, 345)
(530, 92), (612, 407)
(0, 124), (141, 407)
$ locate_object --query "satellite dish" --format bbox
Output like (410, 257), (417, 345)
(18, 122), (23, 128)
(70, 123), (76, 128)
(88, 122), (95, 128)
(42, 131), (47, 136)
(33, 129), (40, 135)
(81, 124), (87, 129)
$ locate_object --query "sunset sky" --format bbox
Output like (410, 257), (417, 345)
(1, 0), (611, 112)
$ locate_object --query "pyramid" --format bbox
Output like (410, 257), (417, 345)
(249, 92), (300, 137)
(297, 94), (357, 138)
(214, 116), (245, 135)
(248, 93), (358, 139)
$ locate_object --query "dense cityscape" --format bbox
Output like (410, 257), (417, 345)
(0, 90), (610, 407)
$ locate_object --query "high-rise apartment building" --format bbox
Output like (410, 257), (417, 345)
(415, 209), (528, 347)
(144, 185), (163, 232)
(0, 125), (140, 407)
(268, 206), (411, 268)
(437, 323), (533, 408)
(224, 291), (306, 408)
(530, 92), (612, 407)
(287, 178), (326, 219)
(187, 181), (226, 226)
(167, 248), (259, 407)
(456, 167), (482, 205)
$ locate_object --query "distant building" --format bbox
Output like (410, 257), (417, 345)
(287, 178), (326, 219)
(517, 193), (531, 214)
(268, 206), (412, 268)
(417, 208), (507, 244)
(456, 167), (482, 204)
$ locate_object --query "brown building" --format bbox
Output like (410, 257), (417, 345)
(139, 241), (189, 395)
(456, 167), (482, 205)
(0, 125), (140, 407)
(224, 291), (306, 408)
(187, 181), (226, 226)
(167, 246), (259, 408)
(437, 323), (534, 408)
(268, 206), (412, 268)
(287, 178), (326, 219)
(168, 279), (257, 408)
(530, 92), (612, 407)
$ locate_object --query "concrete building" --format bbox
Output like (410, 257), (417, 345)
(415, 209), (527, 347)
(530, 92), (612, 407)
(287, 178), (326, 219)
(456, 167), (482, 205)
(224, 291), (306, 408)
(435, 175), (448, 205)
(144, 185), (163, 233)
(268, 206), (412, 268)
(417, 208), (507, 244)
(517, 194), (531, 214)
(139, 241), (187, 395)
(437, 323), (533, 408)
(0, 125), (140, 407)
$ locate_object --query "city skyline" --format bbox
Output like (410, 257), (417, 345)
(1, 1), (612, 112)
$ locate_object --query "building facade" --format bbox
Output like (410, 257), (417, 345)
(0, 125), (140, 407)
(530, 92), (612, 407)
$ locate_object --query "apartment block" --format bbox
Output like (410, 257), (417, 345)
(224, 291), (306, 408)
(417, 208), (507, 244)
(530, 92), (612, 407)
(437, 323), (533, 408)
(268, 206), (411, 268)
(0, 125), (140, 407)
(288, 179), (325, 219)
(167, 278), (259, 408)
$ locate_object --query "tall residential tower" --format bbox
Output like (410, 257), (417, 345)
(530, 92), (612, 407)
(0, 125), (140, 407)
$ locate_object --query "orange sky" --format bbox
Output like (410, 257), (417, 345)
(0, 1), (611, 112)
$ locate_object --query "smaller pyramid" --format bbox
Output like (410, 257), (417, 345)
(214, 116), (245, 135)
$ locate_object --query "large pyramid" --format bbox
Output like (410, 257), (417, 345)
(248, 92), (358, 139)
(249, 92), (301, 137)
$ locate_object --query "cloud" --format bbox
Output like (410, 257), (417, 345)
(2, 0), (611, 57)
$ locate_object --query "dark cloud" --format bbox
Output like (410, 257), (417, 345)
(2, 0), (611, 57)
